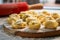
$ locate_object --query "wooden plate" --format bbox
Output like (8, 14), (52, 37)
(3, 23), (60, 38)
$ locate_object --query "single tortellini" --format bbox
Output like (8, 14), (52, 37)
(43, 20), (58, 29)
(26, 17), (37, 24)
(56, 18), (60, 26)
(7, 18), (15, 24)
(27, 10), (38, 15)
(52, 13), (60, 19)
(19, 13), (31, 21)
(37, 14), (45, 20)
(41, 11), (51, 16)
(7, 14), (20, 24)
(12, 19), (27, 29)
(9, 14), (20, 19)
(28, 21), (41, 30)
(19, 12), (26, 19)
(25, 10), (39, 18)
(42, 16), (54, 24)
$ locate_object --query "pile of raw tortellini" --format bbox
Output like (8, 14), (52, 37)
(7, 10), (60, 30)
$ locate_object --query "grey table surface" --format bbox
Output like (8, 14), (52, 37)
(0, 17), (60, 40)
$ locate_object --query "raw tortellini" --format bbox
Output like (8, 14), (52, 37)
(52, 13), (60, 19)
(26, 17), (37, 24)
(44, 20), (58, 29)
(12, 19), (27, 29)
(7, 10), (60, 30)
(7, 14), (20, 24)
(28, 21), (41, 30)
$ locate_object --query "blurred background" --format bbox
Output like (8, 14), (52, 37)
(0, 0), (59, 4)
(0, 0), (54, 4)
(0, 0), (60, 7)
